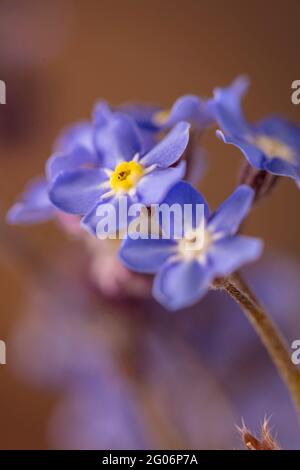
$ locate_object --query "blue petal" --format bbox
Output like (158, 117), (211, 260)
(159, 181), (210, 239)
(94, 112), (143, 169)
(208, 185), (254, 236)
(7, 178), (55, 224)
(256, 116), (300, 152)
(137, 161), (186, 205)
(54, 122), (94, 153)
(167, 95), (214, 129)
(213, 75), (250, 135)
(120, 103), (161, 130)
(49, 169), (108, 215)
(163, 182), (209, 217)
(264, 158), (300, 181)
(209, 235), (263, 276)
(153, 260), (212, 310)
(95, 101), (158, 151)
(92, 100), (114, 128)
(217, 130), (265, 168)
(140, 121), (190, 168)
(46, 146), (97, 182)
(119, 238), (176, 273)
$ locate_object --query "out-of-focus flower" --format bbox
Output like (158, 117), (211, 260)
(50, 115), (189, 233)
(11, 253), (234, 450)
(49, 379), (151, 450)
(120, 182), (263, 310)
(214, 76), (300, 186)
(238, 418), (281, 450)
(85, 237), (153, 299)
(122, 95), (214, 132)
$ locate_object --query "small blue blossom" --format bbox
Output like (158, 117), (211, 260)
(49, 112), (190, 234)
(120, 182), (263, 310)
(214, 76), (300, 185)
(7, 177), (55, 224)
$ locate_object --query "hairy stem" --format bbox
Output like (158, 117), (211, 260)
(214, 273), (300, 416)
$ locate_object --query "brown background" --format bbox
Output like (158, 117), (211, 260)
(0, 0), (299, 449)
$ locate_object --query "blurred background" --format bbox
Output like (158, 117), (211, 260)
(0, 0), (300, 449)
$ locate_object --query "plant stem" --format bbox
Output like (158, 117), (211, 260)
(214, 273), (300, 417)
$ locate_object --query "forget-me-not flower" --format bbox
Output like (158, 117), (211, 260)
(120, 181), (263, 310)
(214, 76), (300, 185)
(49, 111), (190, 234)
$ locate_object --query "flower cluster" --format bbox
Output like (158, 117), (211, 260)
(7, 77), (300, 310)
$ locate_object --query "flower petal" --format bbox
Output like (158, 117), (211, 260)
(213, 75), (250, 135)
(256, 116), (300, 152)
(153, 260), (212, 310)
(49, 169), (108, 215)
(167, 95), (214, 129)
(264, 158), (300, 181)
(137, 161), (186, 205)
(208, 185), (254, 236)
(157, 181), (209, 239)
(140, 121), (190, 168)
(120, 103), (161, 130)
(217, 130), (265, 168)
(46, 146), (97, 182)
(54, 122), (94, 153)
(119, 238), (176, 274)
(7, 178), (55, 224)
(209, 235), (263, 276)
(94, 112), (143, 169)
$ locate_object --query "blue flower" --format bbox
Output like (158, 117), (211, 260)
(49, 112), (190, 234)
(6, 177), (55, 224)
(120, 182), (263, 310)
(213, 76), (300, 185)
(121, 95), (214, 131)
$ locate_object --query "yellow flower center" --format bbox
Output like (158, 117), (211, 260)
(249, 134), (296, 164)
(110, 161), (144, 192)
(153, 108), (171, 125)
